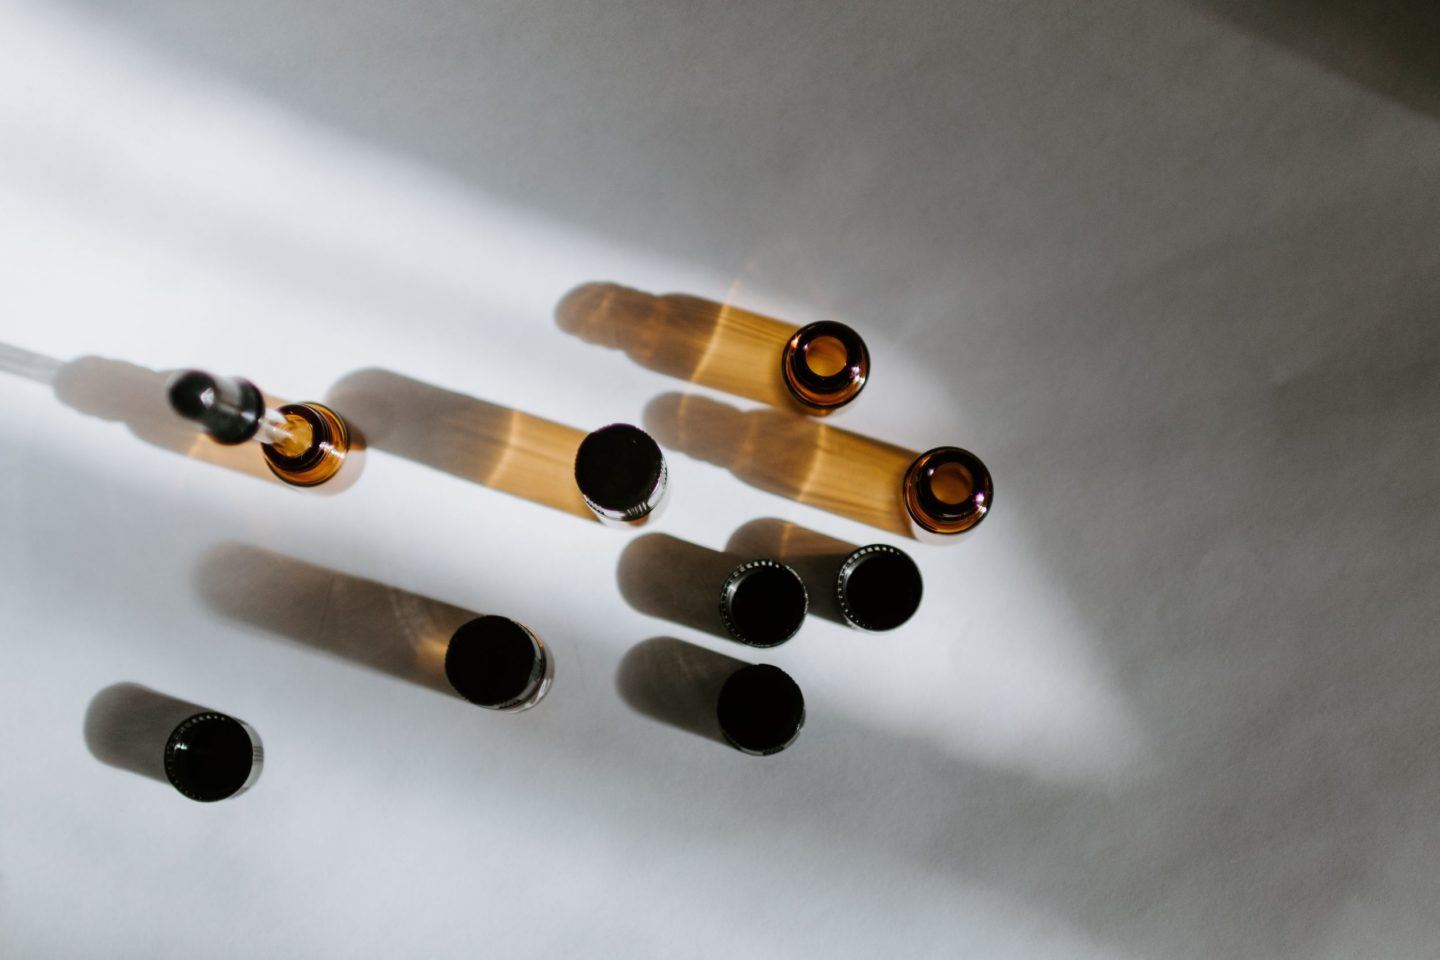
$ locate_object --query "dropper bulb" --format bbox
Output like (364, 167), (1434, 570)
(167, 369), (265, 445)
(168, 370), (218, 421)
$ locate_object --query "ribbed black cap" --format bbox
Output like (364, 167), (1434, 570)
(836, 544), (923, 631)
(716, 664), (806, 755)
(719, 559), (808, 647)
(574, 423), (667, 520)
(444, 616), (547, 709)
(163, 713), (261, 802)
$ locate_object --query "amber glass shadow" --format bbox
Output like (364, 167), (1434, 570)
(0, 344), (281, 483)
(644, 392), (916, 537)
(556, 283), (798, 409)
(326, 368), (593, 521)
(196, 543), (478, 696)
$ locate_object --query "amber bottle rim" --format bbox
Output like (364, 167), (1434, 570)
(902, 446), (993, 537)
(780, 320), (869, 411)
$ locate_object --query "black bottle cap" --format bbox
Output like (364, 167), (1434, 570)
(836, 544), (923, 631)
(167, 370), (265, 444)
(444, 616), (548, 709)
(163, 713), (262, 802)
(719, 559), (808, 647)
(716, 664), (806, 755)
(574, 423), (667, 520)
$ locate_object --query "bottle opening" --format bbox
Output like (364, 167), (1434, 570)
(269, 412), (315, 458)
(803, 335), (849, 377)
(929, 461), (975, 505)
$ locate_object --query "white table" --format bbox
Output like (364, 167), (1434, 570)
(2, 1), (1437, 957)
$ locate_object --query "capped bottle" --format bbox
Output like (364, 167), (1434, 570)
(444, 615), (553, 711)
(719, 559), (809, 647)
(573, 422), (668, 524)
(716, 663), (806, 755)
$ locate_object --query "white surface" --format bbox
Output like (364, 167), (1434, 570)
(1, 1), (1438, 958)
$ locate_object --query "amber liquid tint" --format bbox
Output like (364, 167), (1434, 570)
(803, 336), (849, 377)
(261, 402), (350, 487)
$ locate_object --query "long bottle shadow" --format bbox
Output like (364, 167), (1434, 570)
(0, 343), (282, 483)
(643, 391), (917, 537)
(326, 367), (594, 521)
(615, 636), (752, 747)
(195, 542), (480, 698)
(83, 682), (214, 784)
(557, 283), (813, 410)
(616, 533), (745, 641)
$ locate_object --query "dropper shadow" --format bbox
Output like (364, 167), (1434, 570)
(614, 636), (751, 747)
(726, 518), (858, 625)
(616, 533), (743, 640)
(83, 683), (210, 784)
(0, 344), (280, 483)
(195, 543), (476, 697)
(327, 367), (594, 520)
(644, 391), (916, 537)
(556, 283), (801, 409)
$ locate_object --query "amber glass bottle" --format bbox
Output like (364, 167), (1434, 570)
(168, 370), (352, 487)
(902, 446), (993, 543)
(780, 320), (869, 413)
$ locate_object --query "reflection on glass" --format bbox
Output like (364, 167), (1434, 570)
(557, 283), (868, 414)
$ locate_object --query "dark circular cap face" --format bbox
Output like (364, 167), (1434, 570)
(838, 545), (923, 631)
(445, 616), (544, 708)
(720, 561), (808, 647)
(716, 664), (806, 755)
(574, 424), (665, 513)
(164, 713), (258, 802)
